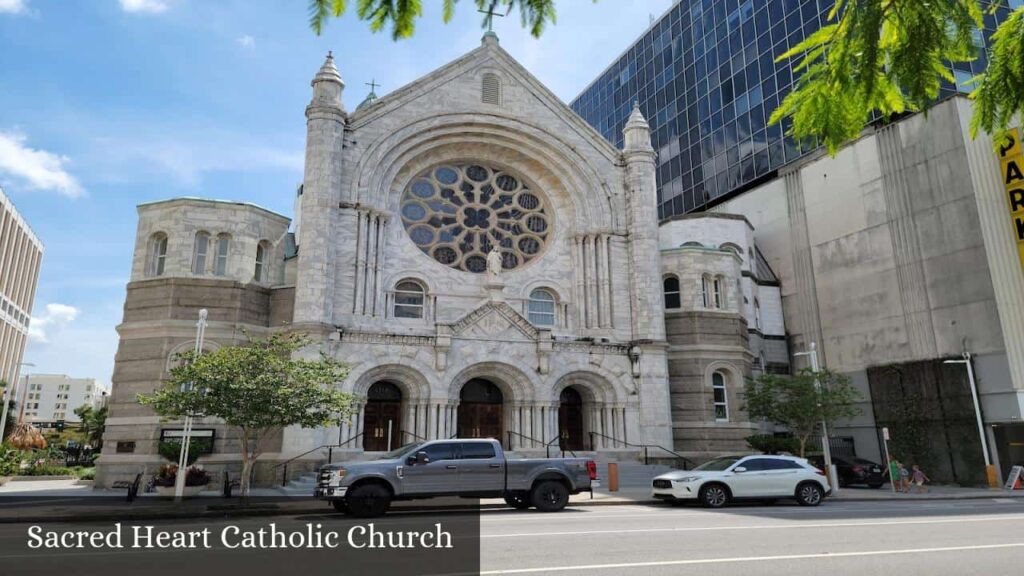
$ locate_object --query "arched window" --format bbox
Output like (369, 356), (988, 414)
(394, 280), (425, 319)
(192, 232), (210, 275)
(254, 241), (271, 283)
(148, 233), (168, 277)
(663, 276), (681, 309)
(481, 72), (501, 105)
(713, 276), (724, 309)
(712, 371), (729, 421)
(754, 298), (761, 330)
(527, 288), (556, 326)
(213, 234), (230, 277)
(701, 275), (711, 308)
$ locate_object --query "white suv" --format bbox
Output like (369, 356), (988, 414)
(652, 454), (830, 508)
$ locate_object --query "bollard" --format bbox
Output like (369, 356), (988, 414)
(608, 462), (619, 492)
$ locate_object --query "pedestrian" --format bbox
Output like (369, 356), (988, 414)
(910, 465), (930, 493)
(888, 456), (901, 491)
(899, 463), (911, 492)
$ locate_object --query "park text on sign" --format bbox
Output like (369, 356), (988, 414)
(996, 128), (1024, 269)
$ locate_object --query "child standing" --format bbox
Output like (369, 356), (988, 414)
(888, 456), (901, 491)
(911, 465), (930, 493)
(899, 463), (911, 492)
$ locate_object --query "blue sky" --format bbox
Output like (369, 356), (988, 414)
(0, 0), (671, 386)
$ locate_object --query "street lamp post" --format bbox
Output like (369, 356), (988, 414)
(794, 343), (837, 493)
(174, 309), (208, 500)
(0, 362), (35, 441)
(943, 352), (998, 487)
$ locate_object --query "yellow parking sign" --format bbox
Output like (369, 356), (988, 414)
(996, 128), (1024, 269)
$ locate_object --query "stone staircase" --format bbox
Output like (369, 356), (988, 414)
(277, 471), (319, 496)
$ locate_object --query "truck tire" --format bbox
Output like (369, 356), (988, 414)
(504, 492), (531, 510)
(346, 484), (391, 518)
(331, 500), (348, 514)
(530, 481), (569, 512)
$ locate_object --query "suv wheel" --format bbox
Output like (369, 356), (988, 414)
(504, 492), (532, 510)
(796, 482), (824, 506)
(698, 483), (730, 508)
(531, 481), (570, 512)
(346, 484), (392, 518)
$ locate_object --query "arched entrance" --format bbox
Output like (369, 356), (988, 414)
(558, 386), (585, 451)
(363, 381), (402, 451)
(457, 379), (503, 440)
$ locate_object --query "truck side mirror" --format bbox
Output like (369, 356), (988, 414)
(414, 451), (430, 465)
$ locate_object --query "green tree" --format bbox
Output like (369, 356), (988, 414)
(139, 332), (353, 497)
(73, 404), (108, 449)
(744, 368), (862, 457)
(770, 1), (1024, 155)
(308, 0), (575, 38)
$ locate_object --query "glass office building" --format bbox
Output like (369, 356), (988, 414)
(571, 0), (1016, 220)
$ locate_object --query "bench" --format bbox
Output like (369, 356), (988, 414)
(111, 473), (143, 503)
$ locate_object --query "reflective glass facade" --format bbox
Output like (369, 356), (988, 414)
(571, 0), (1014, 220)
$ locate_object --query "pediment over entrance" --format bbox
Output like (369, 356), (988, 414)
(446, 301), (539, 342)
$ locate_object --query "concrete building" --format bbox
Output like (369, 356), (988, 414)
(17, 374), (106, 424)
(96, 36), (786, 487)
(0, 186), (43, 400)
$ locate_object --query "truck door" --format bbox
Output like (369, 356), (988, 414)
(458, 441), (505, 493)
(401, 442), (460, 495)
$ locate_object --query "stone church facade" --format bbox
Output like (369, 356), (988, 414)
(96, 35), (786, 487)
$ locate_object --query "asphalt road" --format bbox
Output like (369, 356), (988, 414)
(0, 498), (1022, 575)
(478, 498), (1024, 575)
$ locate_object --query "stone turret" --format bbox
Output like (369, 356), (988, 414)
(294, 52), (347, 328)
(622, 103), (665, 342)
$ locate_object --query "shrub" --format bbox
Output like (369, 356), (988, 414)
(157, 438), (212, 466)
(746, 434), (800, 455)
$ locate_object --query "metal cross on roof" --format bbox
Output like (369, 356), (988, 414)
(478, 4), (509, 33)
(365, 79), (380, 93)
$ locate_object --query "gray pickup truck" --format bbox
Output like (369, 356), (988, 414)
(314, 438), (598, 517)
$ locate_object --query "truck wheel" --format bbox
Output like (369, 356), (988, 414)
(346, 484), (391, 518)
(331, 500), (349, 514)
(530, 481), (569, 512)
(504, 492), (531, 510)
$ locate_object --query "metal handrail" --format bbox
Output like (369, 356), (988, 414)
(400, 429), (427, 444)
(273, 433), (364, 487)
(545, 435), (578, 459)
(588, 431), (695, 470)
(506, 430), (544, 450)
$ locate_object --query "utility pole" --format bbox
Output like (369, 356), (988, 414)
(794, 342), (837, 493)
(174, 309), (208, 500)
(944, 351), (998, 487)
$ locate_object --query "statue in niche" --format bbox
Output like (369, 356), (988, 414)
(487, 246), (503, 278)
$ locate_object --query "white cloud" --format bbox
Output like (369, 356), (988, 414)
(0, 0), (26, 15)
(0, 130), (85, 198)
(28, 303), (80, 344)
(118, 0), (172, 14)
(237, 35), (255, 49)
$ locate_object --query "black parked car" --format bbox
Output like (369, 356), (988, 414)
(808, 455), (885, 488)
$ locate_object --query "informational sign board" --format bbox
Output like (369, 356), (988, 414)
(882, 427), (890, 441)
(995, 128), (1024, 269)
(1005, 465), (1023, 491)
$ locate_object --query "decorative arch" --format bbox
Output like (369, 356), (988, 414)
(348, 363), (432, 402)
(703, 361), (743, 423)
(448, 361), (537, 405)
(719, 242), (743, 258)
(164, 339), (222, 374)
(349, 113), (621, 233)
(551, 371), (618, 404)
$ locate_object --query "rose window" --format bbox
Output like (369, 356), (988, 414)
(399, 164), (551, 273)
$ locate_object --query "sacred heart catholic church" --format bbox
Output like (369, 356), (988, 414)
(96, 32), (787, 486)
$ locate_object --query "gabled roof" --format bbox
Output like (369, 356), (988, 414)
(347, 34), (621, 161)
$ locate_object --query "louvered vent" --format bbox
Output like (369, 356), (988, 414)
(481, 72), (501, 105)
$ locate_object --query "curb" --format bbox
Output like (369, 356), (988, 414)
(2, 492), (1019, 524)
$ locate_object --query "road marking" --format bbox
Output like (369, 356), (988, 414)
(478, 542), (1024, 574)
(480, 514), (1024, 538)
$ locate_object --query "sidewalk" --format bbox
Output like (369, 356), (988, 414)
(1, 478), (1021, 524)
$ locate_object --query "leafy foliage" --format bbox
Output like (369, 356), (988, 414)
(745, 434), (800, 455)
(157, 438), (212, 466)
(139, 332), (353, 497)
(308, 0), (572, 39)
(743, 368), (862, 457)
(73, 404), (107, 449)
(970, 6), (1024, 137)
(770, 0), (985, 155)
